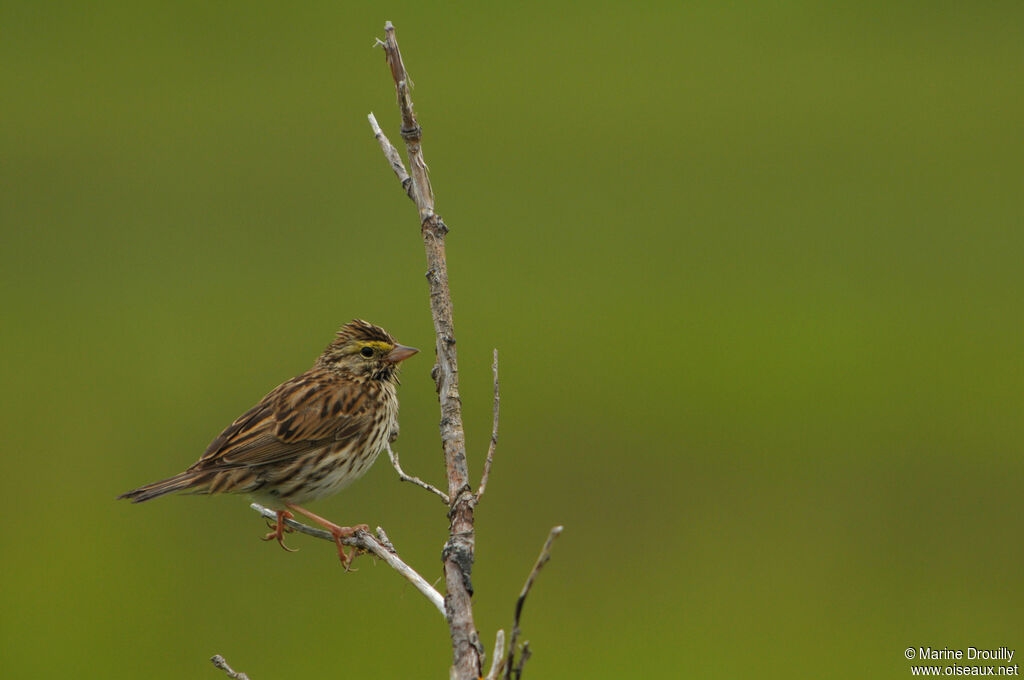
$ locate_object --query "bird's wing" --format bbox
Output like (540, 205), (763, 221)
(189, 371), (372, 470)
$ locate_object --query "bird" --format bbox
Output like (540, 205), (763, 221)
(119, 319), (418, 568)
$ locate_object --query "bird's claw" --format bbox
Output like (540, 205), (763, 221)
(339, 546), (356, 571)
(261, 510), (298, 552)
(333, 524), (370, 571)
(263, 518), (294, 533)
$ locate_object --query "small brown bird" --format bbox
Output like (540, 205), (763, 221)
(119, 320), (418, 567)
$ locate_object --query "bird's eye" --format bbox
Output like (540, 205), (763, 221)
(360, 346), (374, 358)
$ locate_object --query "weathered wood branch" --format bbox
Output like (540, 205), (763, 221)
(372, 21), (483, 679)
(248, 503), (445, 616)
(211, 655), (250, 680)
(484, 629), (507, 680)
(386, 442), (450, 503)
(476, 349), (500, 499)
(504, 526), (564, 680)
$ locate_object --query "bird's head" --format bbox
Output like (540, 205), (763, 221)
(316, 319), (418, 382)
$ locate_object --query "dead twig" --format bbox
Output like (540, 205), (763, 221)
(368, 112), (413, 200)
(512, 642), (531, 680)
(211, 655), (250, 680)
(484, 629), (507, 680)
(386, 442), (450, 503)
(476, 349), (500, 500)
(505, 526), (564, 680)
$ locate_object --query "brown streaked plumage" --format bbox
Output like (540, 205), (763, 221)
(119, 319), (418, 567)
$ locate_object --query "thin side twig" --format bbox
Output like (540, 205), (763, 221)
(368, 112), (413, 200)
(504, 526), (564, 680)
(249, 503), (445, 616)
(476, 348), (500, 499)
(211, 655), (250, 680)
(386, 442), (449, 503)
(513, 643), (531, 680)
(484, 629), (506, 680)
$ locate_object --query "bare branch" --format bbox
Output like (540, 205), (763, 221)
(379, 22), (434, 220)
(514, 526), (564, 629)
(484, 629), (506, 680)
(211, 655), (250, 680)
(249, 503), (445, 617)
(505, 526), (564, 680)
(386, 442), (450, 503)
(372, 21), (483, 679)
(373, 526), (397, 552)
(476, 349), (500, 499)
(367, 112), (413, 200)
(513, 642), (531, 680)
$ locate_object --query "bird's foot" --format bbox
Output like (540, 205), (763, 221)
(329, 523), (371, 571)
(284, 502), (369, 570)
(261, 509), (298, 552)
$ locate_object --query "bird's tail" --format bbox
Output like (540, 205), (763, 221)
(117, 470), (203, 503)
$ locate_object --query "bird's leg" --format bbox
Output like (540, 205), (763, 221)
(284, 502), (369, 570)
(261, 509), (298, 552)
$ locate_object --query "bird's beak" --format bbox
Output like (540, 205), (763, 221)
(385, 344), (419, 363)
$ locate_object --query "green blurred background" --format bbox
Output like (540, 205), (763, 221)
(2, 2), (1022, 678)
